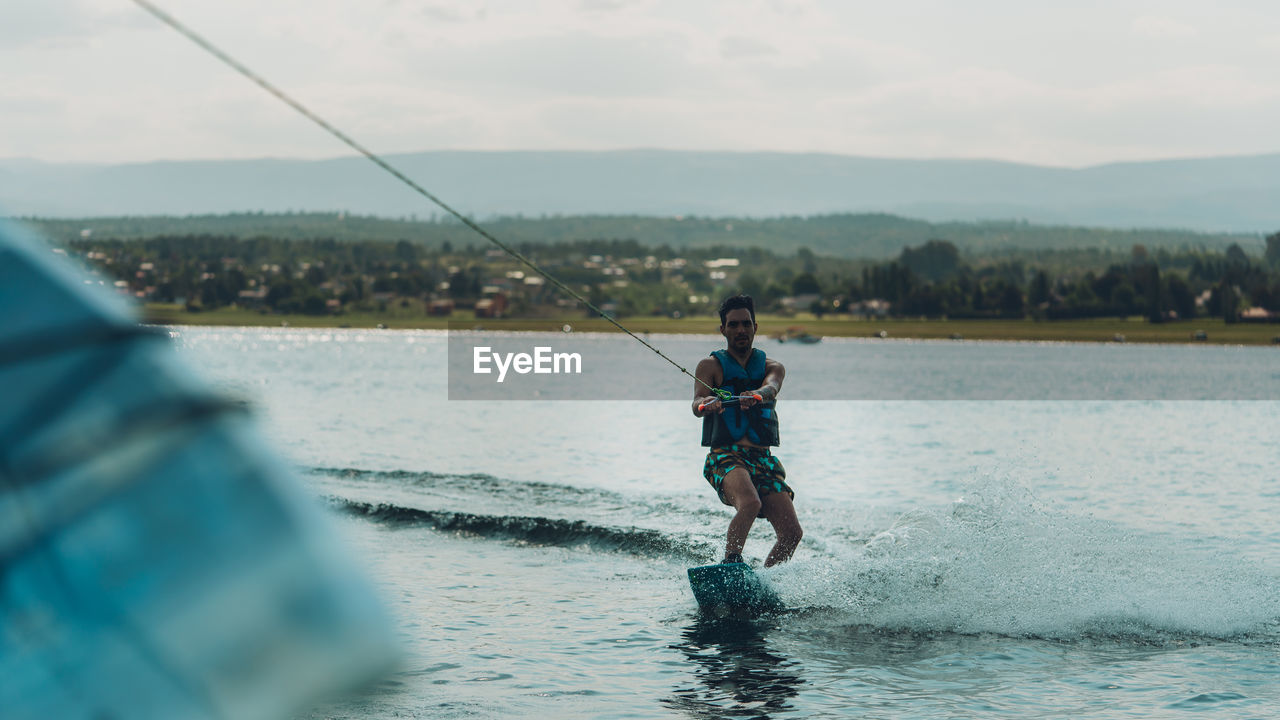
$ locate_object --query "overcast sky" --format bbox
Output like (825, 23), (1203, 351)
(3, 0), (1280, 167)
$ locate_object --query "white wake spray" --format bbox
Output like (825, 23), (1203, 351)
(766, 478), (1280, 642)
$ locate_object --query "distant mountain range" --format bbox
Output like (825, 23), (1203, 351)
(23, 212), (1258, 260)
(3, 150), (1280, 233)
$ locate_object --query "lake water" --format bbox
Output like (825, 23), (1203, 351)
(173, 327), (1280, 719)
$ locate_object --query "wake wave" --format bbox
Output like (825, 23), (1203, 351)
(306, 466), (642, 506)
(328, 496), (711, 563)
(308, 464), (721, 539)
(314, 466), (1280, 643)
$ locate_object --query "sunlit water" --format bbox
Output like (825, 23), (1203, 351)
(172, 327), (1280, 719)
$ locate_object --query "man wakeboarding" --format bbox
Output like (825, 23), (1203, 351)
(692, 294), (803, 567)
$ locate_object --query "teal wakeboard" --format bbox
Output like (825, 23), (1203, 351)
(687, 562), (783, 614)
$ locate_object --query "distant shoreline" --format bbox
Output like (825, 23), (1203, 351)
(143, 305), (1280, 346)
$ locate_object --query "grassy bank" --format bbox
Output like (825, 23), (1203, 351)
(142, 304), (1280, 346)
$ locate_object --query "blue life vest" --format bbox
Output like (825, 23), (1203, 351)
(701, 348), (780, 447)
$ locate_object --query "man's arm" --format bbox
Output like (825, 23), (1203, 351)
(739, 359), (785, 409)
(692, 357), (723, 417)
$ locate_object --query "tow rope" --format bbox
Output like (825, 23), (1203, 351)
(130, 0), (727, 398)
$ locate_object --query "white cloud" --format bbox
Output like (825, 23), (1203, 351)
(417, 3), (473, 23)
(1132, 14), (1199, 39)
(719, 35), (778, 60)
(1, 0), (1279, 166)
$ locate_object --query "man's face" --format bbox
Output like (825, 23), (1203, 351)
(720, 308), (756, 351)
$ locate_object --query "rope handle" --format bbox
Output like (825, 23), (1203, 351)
(698, 392), (763, 413)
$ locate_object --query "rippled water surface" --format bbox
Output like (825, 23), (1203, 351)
(173, 327), (1280, 719)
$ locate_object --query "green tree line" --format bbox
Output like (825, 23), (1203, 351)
(64, 231), (1280, 321)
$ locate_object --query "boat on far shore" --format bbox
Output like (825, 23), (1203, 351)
(773, 325), (823, 344)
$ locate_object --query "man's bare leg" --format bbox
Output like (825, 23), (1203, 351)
(719, 468), (762, 560)
(760, 491), (803, 567)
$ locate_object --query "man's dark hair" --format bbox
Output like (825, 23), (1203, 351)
(718, 294), (756, 325)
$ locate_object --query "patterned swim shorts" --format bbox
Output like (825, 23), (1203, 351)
(702, 445), (793, 511)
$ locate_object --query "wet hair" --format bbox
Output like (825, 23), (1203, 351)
(718, 294), (756, 325)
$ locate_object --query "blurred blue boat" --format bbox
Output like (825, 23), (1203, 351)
(0, 218), (397, 719)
